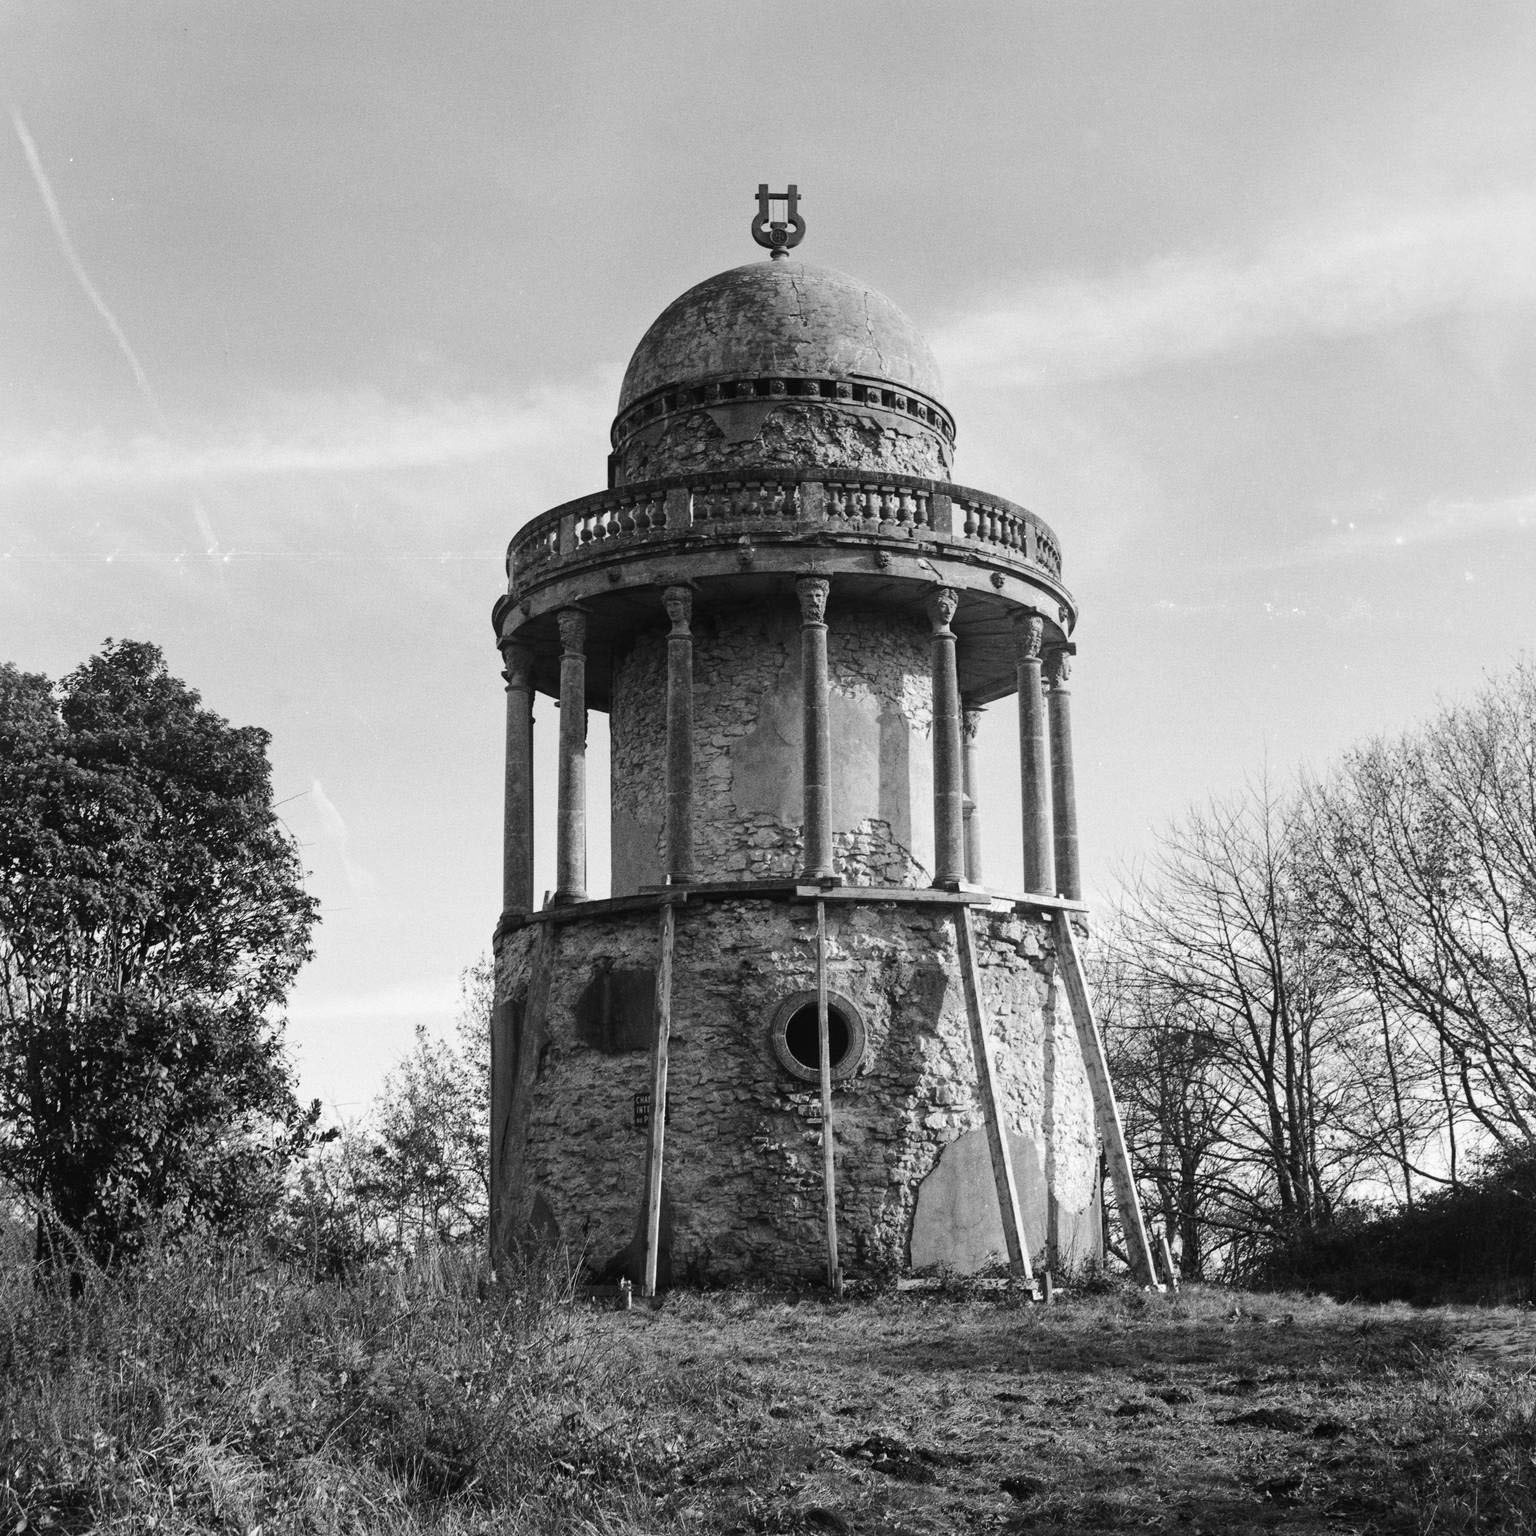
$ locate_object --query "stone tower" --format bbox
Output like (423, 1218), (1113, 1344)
(490, 190), (1152, 1290)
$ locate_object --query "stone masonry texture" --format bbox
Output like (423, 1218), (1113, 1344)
(610, 601), (935, 893)
(493, 899), (1099, 1283)
(615, 401), (949, 484)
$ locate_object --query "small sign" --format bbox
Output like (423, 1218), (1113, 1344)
(633, 1092), (671, 1131)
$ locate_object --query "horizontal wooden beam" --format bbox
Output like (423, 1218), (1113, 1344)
(497, 882), (1090, 939)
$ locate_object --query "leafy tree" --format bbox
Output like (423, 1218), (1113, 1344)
(0, 641), (319, 1264)
(354, 961), (492, 1256)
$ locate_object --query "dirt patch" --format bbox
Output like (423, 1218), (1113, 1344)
(570, 1283), (1526, 1534)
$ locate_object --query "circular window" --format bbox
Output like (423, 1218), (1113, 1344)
(769, 990), (866, 1083)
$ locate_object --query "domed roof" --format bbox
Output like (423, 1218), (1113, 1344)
(618, 259), (944, 412)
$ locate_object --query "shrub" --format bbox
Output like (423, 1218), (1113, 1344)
(1250, 1149), (1536, 1304)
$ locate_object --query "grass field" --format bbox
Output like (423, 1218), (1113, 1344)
(3, 1243), (1534, 1534)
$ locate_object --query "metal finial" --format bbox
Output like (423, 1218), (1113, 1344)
(752, 184), (804, 259)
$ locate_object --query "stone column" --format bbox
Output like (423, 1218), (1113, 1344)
(796, 576), (836, 882)
(1045, 642), (1079, 900)
(499, 638), (535, 916)
(555, 607), (588, 903)
(929, 587), (965, 889)
(1016, 615), (1055, 896)
(662, 585), (695, 885)
(961, 700), (983, 886)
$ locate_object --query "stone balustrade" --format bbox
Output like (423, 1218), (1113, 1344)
(505, 469), (1062, 600)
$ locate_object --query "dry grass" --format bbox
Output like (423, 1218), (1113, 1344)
(3, 1242), (1534, 1534)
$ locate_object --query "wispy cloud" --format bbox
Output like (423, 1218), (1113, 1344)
(1208, 489), (1536, 577)
(0, 384), (608, 494)
(11, 107), (222, 553)
(309, 778), (376, 899)
(935, 193), (1536, 386)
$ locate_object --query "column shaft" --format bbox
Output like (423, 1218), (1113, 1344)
(797, 577), (835, 882)
(1046, 643), (1080, 900)
(961, 702), (983, 885)
(555, 608), (588, 903)
(499, 640), (535, 916)
(929, 588), (965, 888)
(1016, 617), (1055, 896)
(663, 586), (695, 884)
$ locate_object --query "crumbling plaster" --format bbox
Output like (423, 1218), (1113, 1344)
(615, 401), (950, 484)
(611, 605), (935, 893)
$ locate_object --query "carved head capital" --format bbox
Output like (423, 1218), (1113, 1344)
(557, 607), (587, 656)
(927, 586), (959, 634)
(662, 585), (693, 634)
(796, 575), (830, 626)
(499, 640), (535, 691)
(961, 702), (984, 742)
(1044, 642), (1075, 688)
(1015, 614), (1044, 662)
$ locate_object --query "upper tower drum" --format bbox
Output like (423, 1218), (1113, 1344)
(496, 188), (1081, 910)
(610, 260), (956, 485)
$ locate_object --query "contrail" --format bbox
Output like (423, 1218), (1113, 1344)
(11, 107), (221, 554)
(11, 109), (162, 417)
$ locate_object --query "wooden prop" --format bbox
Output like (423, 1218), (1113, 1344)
(1159, 1233), (1180, 1291)
(1052, 910), (1161, 1289)
(816, 899), (843, 1298)
(955, 905), (1034, 1285)
(641, 899), (676, 1297)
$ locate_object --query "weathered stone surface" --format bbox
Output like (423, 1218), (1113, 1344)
(619, 261), (943, 411)
(610, 604), (934, 891)
(611, 261), (953, 483)
(492, 899), (1099, 1284)
(616, 401), (948, 483)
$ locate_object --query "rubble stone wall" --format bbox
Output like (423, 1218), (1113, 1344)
(492, 898), (1100, 1283)
(610, 603), (934, 894)
(615, 401), (950, 485)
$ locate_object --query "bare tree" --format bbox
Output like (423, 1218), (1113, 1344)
(1096, 923), (1239, 1277)
(1302, 660), (1536, 1152)
(1099, 778), (1379, 1269)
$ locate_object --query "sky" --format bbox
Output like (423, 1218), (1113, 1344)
(2, 2), (1533, 1116)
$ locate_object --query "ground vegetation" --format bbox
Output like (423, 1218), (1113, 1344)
(2, 1233), (1532, 1535)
